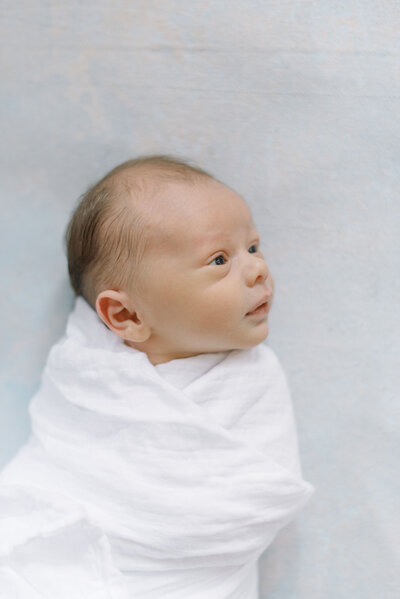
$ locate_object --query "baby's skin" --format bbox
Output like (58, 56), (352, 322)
(96, 178), (274, 365)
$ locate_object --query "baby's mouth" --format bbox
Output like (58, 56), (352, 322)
(246, 300), (270, 317)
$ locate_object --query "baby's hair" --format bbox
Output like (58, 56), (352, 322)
(65, 155), (214, 308)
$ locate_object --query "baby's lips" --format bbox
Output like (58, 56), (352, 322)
(246, 296), (271, 316)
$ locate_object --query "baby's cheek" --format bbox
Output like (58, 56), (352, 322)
(196, 292), (239, 329)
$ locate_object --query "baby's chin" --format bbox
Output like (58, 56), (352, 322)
(218, 322), (270, 353)
(240, 321), (270, 349)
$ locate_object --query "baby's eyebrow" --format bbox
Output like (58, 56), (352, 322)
(212, 220), (256, 238)
(196, 224), (259, 253)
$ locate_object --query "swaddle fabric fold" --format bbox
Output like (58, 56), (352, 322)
(0, 297), (314, 598)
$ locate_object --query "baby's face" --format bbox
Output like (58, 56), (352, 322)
(127, 179), (274, 361)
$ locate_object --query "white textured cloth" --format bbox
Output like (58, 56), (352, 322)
(0, 297), (314, 598)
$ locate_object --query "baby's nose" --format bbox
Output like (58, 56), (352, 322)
(246, 256), (269, 287)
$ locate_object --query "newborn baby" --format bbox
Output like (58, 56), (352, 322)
(0, 156), (314, 598)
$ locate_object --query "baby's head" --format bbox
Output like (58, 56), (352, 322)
(66, 155), (274, 365)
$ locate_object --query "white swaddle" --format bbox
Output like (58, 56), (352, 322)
(0, 297), (314, 598)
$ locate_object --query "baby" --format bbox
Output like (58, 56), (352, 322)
(0, 156), (314, 599)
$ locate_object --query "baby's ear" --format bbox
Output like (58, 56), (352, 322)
(95, 290), (151, 342)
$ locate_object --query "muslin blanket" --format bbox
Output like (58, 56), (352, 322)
(0, 297), (314, 598)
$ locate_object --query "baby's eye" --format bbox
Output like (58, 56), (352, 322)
(248, 244), (258, 254)
(210, 255), (227, 266)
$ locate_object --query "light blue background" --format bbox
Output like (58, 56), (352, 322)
(1, 2), (399, 597)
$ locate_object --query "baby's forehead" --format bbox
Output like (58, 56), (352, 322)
(136, 180), (256, 252)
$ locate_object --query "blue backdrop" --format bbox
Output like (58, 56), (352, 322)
(1, 2), (399, 597)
